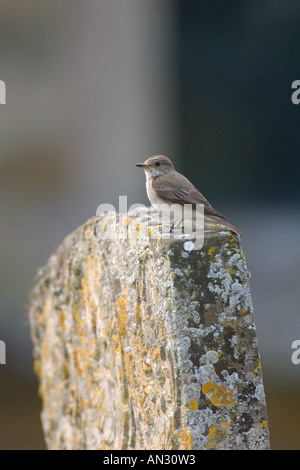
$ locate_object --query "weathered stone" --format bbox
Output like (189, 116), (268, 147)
(28, 211), (270, 450)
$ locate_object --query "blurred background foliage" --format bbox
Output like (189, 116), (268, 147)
(0, 0), (300, 449)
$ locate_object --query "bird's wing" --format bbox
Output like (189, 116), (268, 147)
(152, 171), (229, 220)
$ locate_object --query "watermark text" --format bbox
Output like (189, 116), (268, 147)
(0, 80), (6, 104)
(96, 196), (204, 250)
(291, 340), (300, 365)
(0, 340), (6, 364)
(291, 80), (300, 104)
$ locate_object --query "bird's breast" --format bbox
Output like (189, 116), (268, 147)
(146, 179), (160, 205)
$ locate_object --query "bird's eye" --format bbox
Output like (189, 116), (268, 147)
(155, 162), (160, 166)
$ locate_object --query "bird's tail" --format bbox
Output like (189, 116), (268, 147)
(206, 215), (244, 237)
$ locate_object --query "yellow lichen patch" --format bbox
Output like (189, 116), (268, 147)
(138, 282), (143, 298)
(78, 255), (102, 335)
(147, 223), (161, 238)
(116, 292), (129, 336)
(222, 320), (229, 327)
(207, 246), (216, 259)
(240, 308), (249, 315)
(254, 359), (262, 377)
(81, 255), (102, 292)
(73, 344), (90, 374)
(85, 227), (93, 238)
(202, 381), (215, 394)
(73, 305), (85, 336)
(147, 226), (155, 236)
(135, 304), (142, 326)
(114, 309), (126, 337)
(189, 398), (198, 410)
(125, 216), (135, 226)
(259, 420), (269, 431)
(58, 309), (67, 332)
(179, 427), (193, 450)
(202, 381), (236, 407)
(133, 223), (141, 237)
(206, 420), (231, 450)
(150, 347), (160, 362)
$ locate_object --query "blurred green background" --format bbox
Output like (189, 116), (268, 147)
(0, 0), (300, 449)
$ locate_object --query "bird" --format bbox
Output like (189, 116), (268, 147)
(136, 155), (244, 236)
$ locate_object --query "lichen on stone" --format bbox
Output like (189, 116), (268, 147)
(28, 211), (270, 450)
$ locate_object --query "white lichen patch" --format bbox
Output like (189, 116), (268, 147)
(255, 384), (266, 404)
(196, 363), (218, 385)
(229, 279), (253, 313)
(202, 350), (219, 364)
(229, 334), (240, 359)
(229, 253), (245, 271)
(172, 268), (184, 277)
(207, 255), (232, 302)
(183, 241), (195, 252)
(221, 370), (241, 388)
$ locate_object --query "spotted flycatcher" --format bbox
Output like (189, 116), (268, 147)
(136, 155), (243, 236)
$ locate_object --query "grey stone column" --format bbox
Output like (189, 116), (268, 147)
(29, 213), (270, 450)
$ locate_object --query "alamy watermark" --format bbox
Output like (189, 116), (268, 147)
(291, 80), (300, 105)
(96, 196), (204, 250)
(0, 80), (6, 104)
(0, 340), (6, 364)
(291, 340), (300, 365)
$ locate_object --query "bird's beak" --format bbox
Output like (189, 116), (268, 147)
(136, 163), (148, 168)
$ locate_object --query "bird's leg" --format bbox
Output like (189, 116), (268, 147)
(169, 218), (183, 234)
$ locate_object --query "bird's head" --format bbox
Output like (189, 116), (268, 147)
(136, 155), (175, 177)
